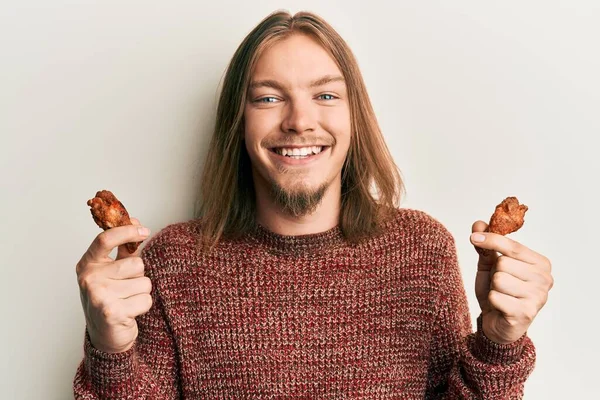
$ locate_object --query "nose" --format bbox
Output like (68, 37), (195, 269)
(281, 98), (316, 134)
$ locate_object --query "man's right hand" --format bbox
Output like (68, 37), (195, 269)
(76, 218), (153, 353)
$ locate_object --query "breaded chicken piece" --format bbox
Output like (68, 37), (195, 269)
(488, 197), (528, 235)
(475, 196), (528, 257)
(87, 190), (141, 253)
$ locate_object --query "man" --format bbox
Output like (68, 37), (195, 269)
(74, 10), (553, 399)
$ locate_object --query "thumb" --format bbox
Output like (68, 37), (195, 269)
(471, 220), (496, 270)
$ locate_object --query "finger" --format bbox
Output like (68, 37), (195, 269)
(88, 224), (150, 262)
(490, 271), (530, 298)
(120, 293), (153, 318)
(472, 220), (489, 234)
(108, 276), (152, 299)
(497, 256), (554, 304)
(495, 255), (546, 283)
(488, 289), (522, 317)
(106, 257), (145, 280)
(116, 239), (144, 260)
(475, 270), (492, 309)
(489, 290), (539, 324)
(116, 242), (143, 260)
(116, 218), (145, 259)
(470, 232), (540, 264)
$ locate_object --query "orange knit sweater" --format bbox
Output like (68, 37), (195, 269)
(73, 208), (535, 399)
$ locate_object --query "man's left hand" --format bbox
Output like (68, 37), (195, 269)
(470, 221), (554, 344)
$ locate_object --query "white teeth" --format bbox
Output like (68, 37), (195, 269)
(274, 146), (325, 156)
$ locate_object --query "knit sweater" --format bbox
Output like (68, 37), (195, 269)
(73, 208), (536, 399)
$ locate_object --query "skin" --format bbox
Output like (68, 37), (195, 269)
(471, 221), (554, 344)
(243, 33), (351, 236)
(76, 218), (153, 353)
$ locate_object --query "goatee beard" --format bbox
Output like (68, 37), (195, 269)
(270, 180), (329, 217)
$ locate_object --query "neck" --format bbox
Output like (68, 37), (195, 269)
(254, 174), (342, 236)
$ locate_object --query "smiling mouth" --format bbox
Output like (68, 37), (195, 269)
(269, 146), (329, 160)
(269, 146), (330, 159)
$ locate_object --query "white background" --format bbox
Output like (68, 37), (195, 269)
(1, 1), (598, 398)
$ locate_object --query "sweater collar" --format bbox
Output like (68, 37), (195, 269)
(248, 222), (345, 254)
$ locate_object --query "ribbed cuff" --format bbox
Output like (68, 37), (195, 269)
(457, 315), (536, 396)
(471, 315), (530, 365)
(84, 328), (138, 395)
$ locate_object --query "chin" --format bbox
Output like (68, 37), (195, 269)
(277, 176), (327, 195)
(269, 178), (331, 217)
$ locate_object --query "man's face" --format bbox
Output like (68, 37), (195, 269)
(243, 33), (351, 217)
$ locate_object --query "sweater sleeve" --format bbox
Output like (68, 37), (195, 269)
(425, 237), (536, 399)
(73, 244), (181, 399)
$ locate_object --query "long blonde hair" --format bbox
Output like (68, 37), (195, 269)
(197, 10), (404, 251)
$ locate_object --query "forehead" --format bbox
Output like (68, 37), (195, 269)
(251, 33), (342, 83)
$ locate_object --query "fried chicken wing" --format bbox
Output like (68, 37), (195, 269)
(475, 196), (528, 257)
(87, 190), (141, 253)
(488, 196), (528, 235)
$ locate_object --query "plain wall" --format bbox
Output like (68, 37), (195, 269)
(1, 1), (598, 398)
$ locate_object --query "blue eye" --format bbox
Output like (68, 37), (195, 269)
(318, 94), (337, 100)
(256, 97), (278, 103)
(254, 94), (337, 103)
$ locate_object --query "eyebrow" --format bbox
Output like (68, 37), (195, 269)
(249, 75), (345, 91)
